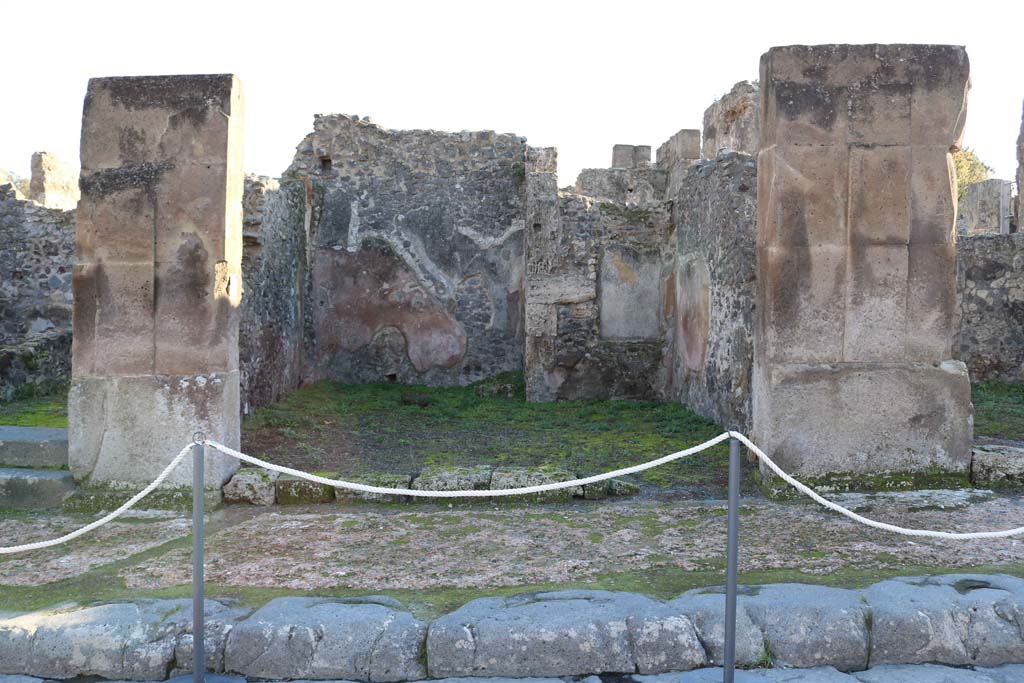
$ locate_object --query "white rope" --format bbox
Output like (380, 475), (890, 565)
(0, 443), (194, 555)
(4, 430), (1024, 555)
(203, 433), (732, 497)
(728, 431), (1024, 540)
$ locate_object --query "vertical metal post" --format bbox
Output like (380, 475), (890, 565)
(192, 440), (205, 683)
(723, 436), (741, 683)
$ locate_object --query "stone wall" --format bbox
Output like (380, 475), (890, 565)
(753, 44), (973, 478)
(957, 233), (1024, 382)
(285, 114), (527, 387)
(525, 148), (673, 401)
(238, 175), (306, 413)
(702, 81), (760, 159)
(957, 178), (1012, 235)
(0, 184), (74, 344)
(1017, 99), (1023, 231)
(661, 152), (757, 431)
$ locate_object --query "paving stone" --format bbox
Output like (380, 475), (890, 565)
(0, 427), (67, 468)
(742, 584), (869, 672)
(224, 596), (427, 681)
(426, 589), (706, 678)
(668, 588), (766, 666)
(223, 467), (279, 505)
(852, 664), (997, 682)
(0, 468), (75, 509)
(638, 667), (858, 681)
(169, 602), (253, 675)
(972, 664), (1024, 682)
(0, 599), (191, 680)
(275, 473), (337, 504)
(864, 574), (1024, 667)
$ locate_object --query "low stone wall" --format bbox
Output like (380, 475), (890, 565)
(957, 233), (1024, 382)
(4, 574), (1024, 680)
(661, 152), (757, 431)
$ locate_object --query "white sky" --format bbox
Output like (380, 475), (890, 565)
(2, 0), (1022, 185)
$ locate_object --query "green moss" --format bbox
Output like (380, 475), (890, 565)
(0, 387), (68, 427)
(973, 381), (1024, 441)
(759, 467), (971, 499)
(63, 486), (223, 513)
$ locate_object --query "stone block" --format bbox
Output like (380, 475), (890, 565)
(865, 575), (1024, 667)
(275, 473), (337, 504)
(906, 242), (957, 361)
(760, 144), (848, 247)
(742, 584), (869, 671)
(0, 426), (68, 468)
(668, 589), (766, 667)
(335, 473), (413, 504)
(0, 468), (75, 509)
(753, 361), (972, 477)
(762, 245), (847, 363)
(224, 597), (427, 681)
(91, 261), (156, 376)
(222, 467), (279, 505)
(843, 244), (908, 362)
(910, 146), (957, 243)
(76, 172), (159, 263)
(854, 665), (997, 682)
(426, 591), (706, 678)
(490, 467), (580, 502)
(847, 83), (912, 145)
(29, 151), (79, 211)
(80, 74), (240, 171)
(68, 373), (240, 487)
(153, 161), (236, 265)
(412, 465), (491, 491)
(848, 146), (911, 244)
(972, 445), (1024, 487)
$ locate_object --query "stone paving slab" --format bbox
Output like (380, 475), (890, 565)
(0, 426), (67, 468)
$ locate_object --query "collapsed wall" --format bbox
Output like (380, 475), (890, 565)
(957, 233), (1024, 382)
(753, 44), (974, 478)
(286, 115), (527, 386)
(662, 152), (757, 430)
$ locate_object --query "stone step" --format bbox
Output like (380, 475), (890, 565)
(0, 467), (75, 509)
(0, 426), (68, 468)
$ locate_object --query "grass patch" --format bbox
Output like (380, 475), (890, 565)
(242, 373), (733, 493)
(973, 381), (1024, 441)
(0, 386), (68, 427)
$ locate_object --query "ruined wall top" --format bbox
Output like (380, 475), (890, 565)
(29, 152), (79, 211)
(702, 81), (760, 158)
(611, 144), (651, 169)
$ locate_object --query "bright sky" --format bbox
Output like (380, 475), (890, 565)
(3, 0), (1022, 186)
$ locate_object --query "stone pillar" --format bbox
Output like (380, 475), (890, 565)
(753, 45), (973, 479)
(69, 75), (244, 487)
(29, 151), (80, 211)
(702, 81), (760, 158)
(611, 145), (651, 169)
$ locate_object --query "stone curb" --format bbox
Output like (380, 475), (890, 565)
(5, 575), (1024, 681)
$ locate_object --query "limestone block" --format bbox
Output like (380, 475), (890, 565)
(335, 473), (412, 504)
(87, 262), (156, 376)
(80, 74), (241, 171)
(759, 144), (848, 247)
(412, 465), (491, 491)
(0, 468), (75, 509)
(848, 83), (911, 145)
(68, 373), (240, 487)
(753, 361), (972, 477)
(75, 177), (157, 263)
(0, 426), (68, 468)
(848, 146), (911, 244)
(910, 146), (957, 243)
(224, 597), (427, 681)
(668, 589), (765, 666)
(843, 244), (908, 362)
(275, 473), (337, 504)
(906, 242), (957, 360)
(490, 467), (580, 502)
(761, 245), (847, 363)
(153, 161), (235, 264)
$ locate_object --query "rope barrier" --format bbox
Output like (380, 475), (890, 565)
(4, 431), (1024, 555)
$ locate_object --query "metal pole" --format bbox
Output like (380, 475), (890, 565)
(192, 439), (205, 683)
(723, 435), (741, 683)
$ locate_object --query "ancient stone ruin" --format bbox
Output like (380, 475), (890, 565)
(1, 44), (1022, 486)
(68, 74), (244, 487)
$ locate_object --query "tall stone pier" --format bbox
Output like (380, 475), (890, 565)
(69, 75), (244, 487)
(753, 45), (973, 478)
